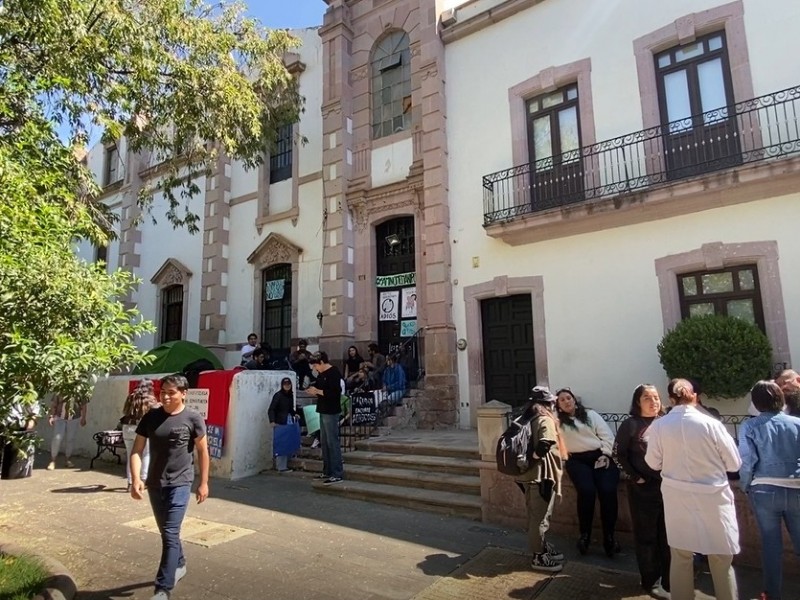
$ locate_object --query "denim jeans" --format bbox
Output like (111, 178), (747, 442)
(319, 413), (343, 479)
(148, 485), (191, 591)
(51, 418), (79, 459)
(749, 484), (800, 599)
(565, 451), (620, 538)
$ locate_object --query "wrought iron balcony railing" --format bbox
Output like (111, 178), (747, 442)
(483, 85), (800, 225)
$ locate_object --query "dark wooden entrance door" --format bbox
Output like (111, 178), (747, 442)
(481, 294), (536, 408)
(375, 217), (415, 356)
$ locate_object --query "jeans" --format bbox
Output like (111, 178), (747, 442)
(525, 482), (557, 555)
(51, 418), (79, 459)
(670, 547), (736, 600)
(628, 480), (670, 590)
(319, 413), (343, 479)
(148, 485), (191, 592)
(749, 484), (800, 599)
(275, 455), (289, 471)
(565, 451), (620, 538)
(122, 425), (150, 485)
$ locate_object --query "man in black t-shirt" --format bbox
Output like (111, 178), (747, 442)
(306, 351), (344, 485)
(130, 374), (209, 600)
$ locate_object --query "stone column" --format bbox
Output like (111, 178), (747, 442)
(416, 2), (458, 428)
(199, 149), (231, 349)
(118, 150), (144, 311)
(318, 1), (356, 365)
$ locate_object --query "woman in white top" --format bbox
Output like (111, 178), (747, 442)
(556, 387), (620, 557)
(120, 380), (158, 490)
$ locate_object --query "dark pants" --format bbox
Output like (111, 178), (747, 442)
(148, 485), (191, 592)
(628, 480), (671, 591)
(319, 413), (343, 479)
(565, 451), (619, 538)
(293, 361), (313, 388)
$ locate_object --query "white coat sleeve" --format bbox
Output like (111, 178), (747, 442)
(714, 421), (742, 472)
(644, 421), (663, 471)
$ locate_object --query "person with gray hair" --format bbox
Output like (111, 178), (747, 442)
(645, 378), (741, 600)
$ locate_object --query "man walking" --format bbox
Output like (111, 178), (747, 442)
(306, 351), (344, 485)
(645, 378), (741, 600)
(130, 374), (209, 600)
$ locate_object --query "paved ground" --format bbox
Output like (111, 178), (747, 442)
(0, 452), (794, 600)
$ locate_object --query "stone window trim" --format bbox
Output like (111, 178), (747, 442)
(654, 240), (790, 366)
(508, 57), (596, 205)
(633, 1), (754, 133)
(462, 275), (549, 427)
(247, 232), (303, 344)
(256, 125), (301, 233)
(150, 258), (193, 342)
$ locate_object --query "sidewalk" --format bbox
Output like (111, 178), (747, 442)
(0, 453), (792, 599)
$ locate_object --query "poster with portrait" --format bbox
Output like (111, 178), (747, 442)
(401, 286), (417, 318)
(379, 290), (399, 321)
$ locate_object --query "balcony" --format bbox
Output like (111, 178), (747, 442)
(483, 85), (800, 229)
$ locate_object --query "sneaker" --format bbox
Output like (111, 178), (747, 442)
(577, 534), (590, 555)
(647, 584), (670, 599)
(46, 461), (56, 471)
(151, 589), (170, 600)
(175, 564), (187, 583)
(311, 439), (320, 449)
(323, 477), (343, 485)
(65, 460), (75, 469)
(543, 541), (564, 562)
(530, 552), (563, 573)
(278, 469), (293, 473)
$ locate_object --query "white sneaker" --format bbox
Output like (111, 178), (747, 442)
(543, 541), (564, 562)
(65, 460), (75, 468)
(150, 590), (170, 600)
(46, 461), (56, 471)
(175, 564), (187, 583)
(648, 584), (671, 599)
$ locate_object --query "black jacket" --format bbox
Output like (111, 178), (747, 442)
(268, 390), (296, 425)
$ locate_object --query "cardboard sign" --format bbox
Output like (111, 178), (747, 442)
(186, 388), (210, 419)
(350, 393), (377, 425)
(207, 424), (224, 459)
(379, 290), (399, 321)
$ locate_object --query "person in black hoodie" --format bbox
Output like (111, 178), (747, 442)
(268, 377), (297, 473)
(613, 384), (670, 600)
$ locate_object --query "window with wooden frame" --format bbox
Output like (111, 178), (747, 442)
(269, 123), (293, 184)
(104, 144), (120, 186)
(371, 31), (411, 139)
(655, 32), (740, 179)
(678, 264), (765, 332)
(160, 284), (184, 343)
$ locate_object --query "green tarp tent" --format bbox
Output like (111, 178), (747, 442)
(132, 340), (223, 375)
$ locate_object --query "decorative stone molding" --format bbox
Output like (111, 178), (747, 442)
(247, 232), (302, 267)
(654, 240), (790, 367)
(151, 257), (193, 342)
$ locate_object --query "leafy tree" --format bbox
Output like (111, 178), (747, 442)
(0, 0), (305, 423)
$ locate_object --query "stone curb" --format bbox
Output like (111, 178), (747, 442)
(0, 541), (77, 600)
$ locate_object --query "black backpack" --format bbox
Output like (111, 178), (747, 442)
(495, 415), (534, 476)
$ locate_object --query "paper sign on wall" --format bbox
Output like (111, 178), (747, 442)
(401, 286), (417, 318)
(265, 279), (285, 301)
(379, 290), (399, 321)
(400, 319), (418, 337)
(186, 388), (210, 419)
(207, 424), (224, 459)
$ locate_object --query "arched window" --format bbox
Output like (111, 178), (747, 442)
(161, 284), (184, 343)
(371, 31), (411, 139)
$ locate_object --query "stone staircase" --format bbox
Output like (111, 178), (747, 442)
(291, 430), (483, 520)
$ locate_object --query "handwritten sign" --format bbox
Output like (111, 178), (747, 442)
(351, 393), (377, 425)
(186, 388), (209, 419)
(379, 290), (399, 321)
(207, 424), (224, 459)
(376, 272), (415, 288)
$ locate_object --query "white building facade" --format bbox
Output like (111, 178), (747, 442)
(442, 0), (800, 426)
(83, 28), (325, 368)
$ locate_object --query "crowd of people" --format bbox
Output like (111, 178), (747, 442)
(517, 370), (800, 600)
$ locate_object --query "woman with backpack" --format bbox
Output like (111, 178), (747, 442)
(556, 387), (620, 558)
(516, 386), (566, 573)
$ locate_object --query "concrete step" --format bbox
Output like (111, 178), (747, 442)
(343, 450), (481, 476)
(353, 437), (480, 460)
(342, 463), (480, 495)
(289, 455), (323, 473)
(311, 479), (482, 520)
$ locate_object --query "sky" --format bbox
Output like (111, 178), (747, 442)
(246, 0), (328, 29)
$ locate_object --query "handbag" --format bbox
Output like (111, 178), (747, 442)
(273, 419), (301, 457)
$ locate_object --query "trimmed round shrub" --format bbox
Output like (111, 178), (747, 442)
(657, 315), (772, 398)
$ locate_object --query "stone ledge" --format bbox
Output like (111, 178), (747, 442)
(0, 540), (77, 600)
